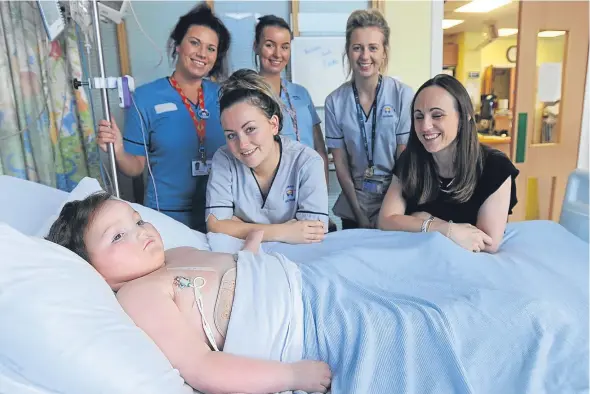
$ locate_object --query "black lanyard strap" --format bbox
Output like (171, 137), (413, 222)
(352, 75), (382, 171)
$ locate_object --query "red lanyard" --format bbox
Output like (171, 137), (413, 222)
(169, 76), (207, 160)
(281, 84), (300, 142)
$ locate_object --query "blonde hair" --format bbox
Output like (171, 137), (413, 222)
(218, 69), (284, 131)
(344, 9), (390, 77)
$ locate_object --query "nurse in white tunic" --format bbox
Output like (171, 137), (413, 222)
(206, 69), (329, 244)
(325, 9), (414, 229)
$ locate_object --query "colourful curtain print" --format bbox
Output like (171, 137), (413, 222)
(0, 1), (101, 191)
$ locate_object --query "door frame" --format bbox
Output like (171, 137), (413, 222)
(510, 0), (589, 221)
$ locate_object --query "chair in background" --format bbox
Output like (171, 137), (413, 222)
(559, 168), (589, 242)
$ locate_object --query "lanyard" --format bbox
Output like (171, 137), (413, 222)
(352, 75), (382, 174)
(281, 83), (300, 142)
(169, 75), (208, 161)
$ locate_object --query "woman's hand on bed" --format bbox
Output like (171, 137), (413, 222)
(448, 223), (493, 253)
(281, 219), (326, 244)
(290, 360), (332, 393)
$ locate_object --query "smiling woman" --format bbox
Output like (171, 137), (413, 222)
(253, 15), (331, 215)
(95, 4), (231, 232)
(325, 9), (415, 230)
(205, 69), (329, 244)
(377, 74), (520, 254)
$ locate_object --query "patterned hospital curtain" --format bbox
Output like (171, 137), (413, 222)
(0, 1), (101, 192)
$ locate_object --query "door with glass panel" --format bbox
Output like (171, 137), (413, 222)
(510, 0), (588, 222)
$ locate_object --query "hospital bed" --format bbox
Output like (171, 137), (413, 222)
(0, 173), (588, 394)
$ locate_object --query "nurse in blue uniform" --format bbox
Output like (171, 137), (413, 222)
(325, 9), (414, 229)
(253, 14), (334, 230)
(253, 15), (327, 159)
(96, 5), (230, 232)
(206, 69), (328, 244)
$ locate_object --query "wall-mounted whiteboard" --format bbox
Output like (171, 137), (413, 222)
(296, 13), (350, 34)
(291, 37), (349, 107)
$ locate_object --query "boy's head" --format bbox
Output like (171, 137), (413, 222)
(46, 192), (165, 290)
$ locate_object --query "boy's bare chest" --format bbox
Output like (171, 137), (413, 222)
(164, 248), (237, 350)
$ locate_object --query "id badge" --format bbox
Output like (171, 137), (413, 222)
(192, 160), (212, 176)
(362, 178), (383, 194)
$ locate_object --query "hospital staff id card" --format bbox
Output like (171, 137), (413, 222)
(362, 178), (384, 194)
(192, 160), (212, 176)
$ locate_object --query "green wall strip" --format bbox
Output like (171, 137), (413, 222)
(516, 113), (528, 163)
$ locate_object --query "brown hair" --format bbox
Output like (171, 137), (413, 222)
(45, 192), (112, 263)
(219, 69), (284, 132)
(167, 3), (231, 80)
(395, 74), (484, 204)
(253, 14), (292, 70)
(344, 9), (390, 77)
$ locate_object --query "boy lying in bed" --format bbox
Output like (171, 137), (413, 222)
(46, 192), (331, 394)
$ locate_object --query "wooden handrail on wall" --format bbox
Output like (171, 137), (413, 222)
(370, 0), (385, 13)
(290, 0), (300, 37)
(115, 20), (145, 202)
(116, 21), (131, 75)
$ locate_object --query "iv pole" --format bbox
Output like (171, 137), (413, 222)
(91, 0), (120, 198)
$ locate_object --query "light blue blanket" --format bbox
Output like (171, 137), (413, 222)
(222, 221), (589, 394)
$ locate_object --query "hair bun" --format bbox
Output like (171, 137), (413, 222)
(218, 68), (284, 132)
(190, 2), (213, 16)
(219, 69), (275, 102)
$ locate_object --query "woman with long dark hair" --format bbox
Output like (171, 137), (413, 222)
(378, 74), (519, 253)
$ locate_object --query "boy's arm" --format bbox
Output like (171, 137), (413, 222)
(242, 230), (264, 253)
(116, 282), (297, 394)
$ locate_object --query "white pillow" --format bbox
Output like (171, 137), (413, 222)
(0, 223), (194, 394)
(37, 177), (210, 251)
(207, 231), (246, 253)
(0, 175), (67, 236)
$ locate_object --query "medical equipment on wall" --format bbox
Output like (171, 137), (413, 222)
(61, 0), (130, 198)
(37, 0), (66, 41)
(72, 76), (136, 109)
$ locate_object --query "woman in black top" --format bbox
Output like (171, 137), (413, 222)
(378, 74), (519, 253)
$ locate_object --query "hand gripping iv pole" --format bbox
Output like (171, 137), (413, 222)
(91, 0), (119, 197)
(71, 0), (138, 198)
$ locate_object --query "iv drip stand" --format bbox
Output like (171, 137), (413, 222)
(91, 0), (120, 198)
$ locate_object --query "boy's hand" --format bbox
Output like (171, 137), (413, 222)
(290, 360), (332, 393)
(242, 230), (264, 253)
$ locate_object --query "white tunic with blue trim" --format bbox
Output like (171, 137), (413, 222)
(324, 76), (414, 223)
(206, 136), (329, 227)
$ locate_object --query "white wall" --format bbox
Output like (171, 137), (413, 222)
(578, 51), (590, 170)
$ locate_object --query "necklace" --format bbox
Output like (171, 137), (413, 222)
(439, 177), (455, 193)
